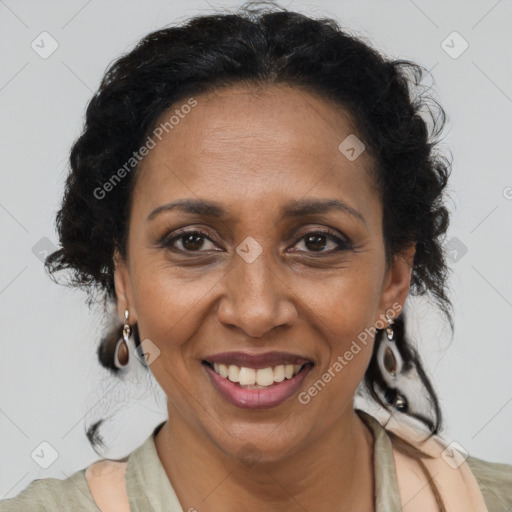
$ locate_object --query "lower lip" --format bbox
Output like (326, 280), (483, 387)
(203, 363), (313, 410)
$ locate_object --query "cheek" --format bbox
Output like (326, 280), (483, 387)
(319, 292), (377, 378)
(304, 261), (382, 382)
(302, 287), (378, 412)
(310, 264), (383, 336)
(129, 259), (221, 354)
(129, 270), (210, 401)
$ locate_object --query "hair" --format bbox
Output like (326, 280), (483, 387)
(45, 2), (452, 504)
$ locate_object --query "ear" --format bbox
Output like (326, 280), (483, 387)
(113, 248), (137, 323)
(375, 242), (416, 323)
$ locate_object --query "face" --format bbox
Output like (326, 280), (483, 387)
(114, 84), (414, 463)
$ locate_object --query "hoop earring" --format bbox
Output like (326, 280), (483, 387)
(377, 314), (408, 412)
(114, 309), (131, 370)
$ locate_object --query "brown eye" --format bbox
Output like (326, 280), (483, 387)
(159, 227), (351, 256)
(291, 230), (351, 255)
(304, 234), (329, 252)
(180, 233), (207, 251)
(162, 230), (218, 252)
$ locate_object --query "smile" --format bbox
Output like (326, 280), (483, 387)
(201, 352), (314, 409)
(206, 361), (307, 387)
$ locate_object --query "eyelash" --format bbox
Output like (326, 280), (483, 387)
(159, 227), (352, 255)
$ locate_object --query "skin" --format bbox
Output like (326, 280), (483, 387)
(113, 84), (416, 512)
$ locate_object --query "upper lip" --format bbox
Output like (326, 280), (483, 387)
(203, 351), (313, 369)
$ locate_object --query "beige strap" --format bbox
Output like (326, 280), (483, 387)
(387, 414), (489, 511)
(85, 459), (130, 512)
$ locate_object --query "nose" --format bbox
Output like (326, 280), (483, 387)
(216, 245), (298, 338)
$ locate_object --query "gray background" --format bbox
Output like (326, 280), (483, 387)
(1, 0), (511, 499)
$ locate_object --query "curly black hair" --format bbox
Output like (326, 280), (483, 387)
(45, 0), (453, 466)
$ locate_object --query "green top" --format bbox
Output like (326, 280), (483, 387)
(1, 410), (511, 511)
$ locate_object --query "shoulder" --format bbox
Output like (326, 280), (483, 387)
(0, 468), (98, 512)
(466, 454), (512, 511)
(372, 411), (512, 511)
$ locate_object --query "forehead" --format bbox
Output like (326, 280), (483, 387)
(131, 84), (379, 222)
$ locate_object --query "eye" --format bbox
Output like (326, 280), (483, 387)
(159, 227), (351, 255)
(161, 229), (219, 252)
(290, 229), (351, 254)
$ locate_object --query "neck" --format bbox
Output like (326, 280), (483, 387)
(154, 404), (375, 512)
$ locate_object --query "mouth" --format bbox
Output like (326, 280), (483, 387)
(202, 360), (313, 388)
(201, 352), (314, 409)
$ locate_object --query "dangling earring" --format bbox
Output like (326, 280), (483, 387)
(377, 314), (408, 412)
(114, 309), (131, 370)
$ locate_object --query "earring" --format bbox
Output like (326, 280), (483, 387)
(377, 314), (408, 412)
(114, 309), (131, 370)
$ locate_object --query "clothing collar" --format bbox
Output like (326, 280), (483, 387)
(125, 410), (401, 511)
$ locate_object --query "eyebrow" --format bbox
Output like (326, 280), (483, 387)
(146, 198), (366, 225)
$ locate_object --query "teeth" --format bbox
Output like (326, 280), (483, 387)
(219, 363), (228, 378)
(274, 365), (285, 382)
(239, 367), (256, 386)
(210, 362), (306, 387)
(228, 365), (240, 383)
(256, 367), (274, 386)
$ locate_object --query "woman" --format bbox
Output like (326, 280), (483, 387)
(1, 2), (511, 511)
